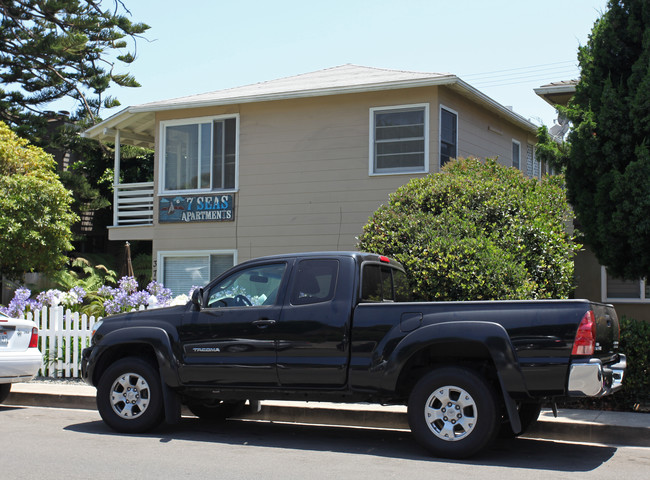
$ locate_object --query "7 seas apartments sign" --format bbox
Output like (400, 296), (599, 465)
(159, 194), (234, 223)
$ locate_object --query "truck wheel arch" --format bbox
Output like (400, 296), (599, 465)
(387, 321), (528, 434)
(88, 327), (180, 388)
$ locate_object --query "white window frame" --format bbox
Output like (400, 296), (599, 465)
(159, 114), (240, 195)
(157, 249), (238, 294)
(439, 105), (458, 169)
(369, 103), (429, 176)
(512, 139), (521, 170)
(601, 266), (650, 303)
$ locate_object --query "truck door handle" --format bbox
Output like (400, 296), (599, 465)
(252, 319), (276, 328)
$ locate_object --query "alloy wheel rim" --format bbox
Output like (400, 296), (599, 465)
(109, 372), (151, 419)
(424, 385), (477, 441)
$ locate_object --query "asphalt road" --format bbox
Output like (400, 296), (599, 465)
(2, 405), (650, 480)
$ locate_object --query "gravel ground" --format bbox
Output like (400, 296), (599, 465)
(30, 376), (87, 386)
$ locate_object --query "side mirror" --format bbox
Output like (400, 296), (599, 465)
(191, 288), (203, 310)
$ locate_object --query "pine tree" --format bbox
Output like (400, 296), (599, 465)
(0, 0), (149, 141)
(565, 0), (650, 279)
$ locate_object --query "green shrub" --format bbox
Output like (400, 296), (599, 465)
(606, 317), (650, 411)
(358, 157), (579, 300)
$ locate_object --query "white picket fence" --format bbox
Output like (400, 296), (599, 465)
(24, 306), (101, 378)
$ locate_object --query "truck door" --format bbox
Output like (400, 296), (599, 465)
(276, 257), (354, 388)
(178, 261), (288, 386)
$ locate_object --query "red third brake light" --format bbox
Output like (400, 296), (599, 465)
(379, 256), (390, 263)
(29, 326), (39, 349)
(572, 310), (596, 356)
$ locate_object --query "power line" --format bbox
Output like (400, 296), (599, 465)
(472, 70), (579, 88)
(459, 60), (578, 79)
(455, 60), (580, 89)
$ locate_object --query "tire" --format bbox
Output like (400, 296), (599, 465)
(499, 401), (542, 438)
(96, 357), (164, 433)
(187, 399), (246, 422)
(407, 366), (500, 459)
(0, 383), (10, 404)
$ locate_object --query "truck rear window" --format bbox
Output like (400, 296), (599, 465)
(361, 264), (411, 302)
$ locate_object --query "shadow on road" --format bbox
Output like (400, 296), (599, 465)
(64, 416), (616, 471)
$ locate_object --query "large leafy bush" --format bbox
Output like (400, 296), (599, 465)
(358, 157), (579, 300)
(0, 121), (77, 279)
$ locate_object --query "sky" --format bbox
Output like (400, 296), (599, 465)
(56, 0), (610, 128)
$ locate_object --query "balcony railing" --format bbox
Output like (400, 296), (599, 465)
(114, 182), (154, 226)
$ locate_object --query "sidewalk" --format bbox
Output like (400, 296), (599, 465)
(5, 381), (650, 447)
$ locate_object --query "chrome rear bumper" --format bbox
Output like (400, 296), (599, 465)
(568, 354), (626, 397)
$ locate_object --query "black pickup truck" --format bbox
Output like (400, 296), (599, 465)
(81, 252), (626, 458)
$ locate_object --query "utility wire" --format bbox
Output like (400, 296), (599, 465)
(458, 60), (580, 89)
(459, 60), (577, 78)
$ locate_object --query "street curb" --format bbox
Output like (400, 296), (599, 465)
(6, 391), (96, 411)
(5, 389), (650, 448)
(524, 418), (650, 447)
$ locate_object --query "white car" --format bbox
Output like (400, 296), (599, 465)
(0, 312), (43, 403)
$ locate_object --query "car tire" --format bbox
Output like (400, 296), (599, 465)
(407, 366), (499, 459)
(96, 357), (164, 433)
(0, 383), (10, 404)
(187, 399), (246, 421)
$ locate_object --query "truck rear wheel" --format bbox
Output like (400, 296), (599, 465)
(96, 357), (164, 433)
(407, 366), (499, 458)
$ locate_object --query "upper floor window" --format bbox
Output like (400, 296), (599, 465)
(602, 267), (650, 303)
(440, 106), (457, 168)
(370, 104), (428, 175)
(162, 115), (238, 193)
(512, 140), (521, 170)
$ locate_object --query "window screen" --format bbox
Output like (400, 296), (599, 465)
(372, 106), (427, 174)
(162, 253), (234, 296)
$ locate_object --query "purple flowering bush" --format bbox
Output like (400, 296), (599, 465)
(1, 277), (183, 318)
(96, 277), (173, 315)
(0, 286), (86, 318)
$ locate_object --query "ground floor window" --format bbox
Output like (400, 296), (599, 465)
(602, 267), (650, 303)
(158, 251), (236, 296)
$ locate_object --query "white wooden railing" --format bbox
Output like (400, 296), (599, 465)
(114, 182), (154, 226)
(25, 307), (100, 378)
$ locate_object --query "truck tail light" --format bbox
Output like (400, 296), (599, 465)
(572, 310), (596, 356)
(29, 327), (39, 348)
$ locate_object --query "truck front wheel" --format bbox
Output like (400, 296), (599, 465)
(96, 357), (164, 433)
(407, 367), (499, 458)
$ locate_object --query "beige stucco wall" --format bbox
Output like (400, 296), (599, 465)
(109, 86), (537, 280)
(438, 88), (537, 167)
(575, 248), (650, 321)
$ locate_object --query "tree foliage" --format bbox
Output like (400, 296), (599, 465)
(0, 0), (149, 141)
(358, 158), (579, 301)
(0, 121), (78, 279)
(564, 0), (650, 279)
(535, 125), (569, 172)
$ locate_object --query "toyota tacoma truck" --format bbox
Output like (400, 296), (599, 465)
(81, 252), (626, 458)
